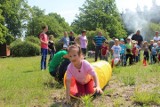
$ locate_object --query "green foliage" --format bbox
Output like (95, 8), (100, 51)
(26, 7), (71, 38)
(0, 9), (8, 44)
(25, 36), (40, 46)
(71, 0), (127, 38)
(81, 95), (94, 107)
(10, 38), (22, 48)
(0, 0), (30, 37)
(11, 41), (40, 57)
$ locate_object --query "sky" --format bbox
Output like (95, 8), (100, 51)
(27, 0), (160, 25)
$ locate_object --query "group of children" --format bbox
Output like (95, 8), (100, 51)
(47, 32), (160, 103)
(99, 37), (160, 67)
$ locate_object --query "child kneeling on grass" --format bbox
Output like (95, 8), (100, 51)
(65, 44), (103, 103)
(49, 49), (70, 82)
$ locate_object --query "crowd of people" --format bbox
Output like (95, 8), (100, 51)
(39, 25), (160, 103)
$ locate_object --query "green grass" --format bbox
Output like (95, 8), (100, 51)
(0, 56), (54, 106)
(0, 56), (160, 107)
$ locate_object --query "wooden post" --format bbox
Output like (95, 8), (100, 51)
(0, 44), (10, 57)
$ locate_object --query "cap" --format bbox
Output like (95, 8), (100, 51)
(120, 38), (124, 41)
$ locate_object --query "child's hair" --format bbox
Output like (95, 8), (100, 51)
(49, 35), (54, 40)
(42, 25), (48, 30)
(68, 44), (82, 56)
(104, 41), (109, 44)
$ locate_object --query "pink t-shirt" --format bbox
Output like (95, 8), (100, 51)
(39, 33), (48, 49)
(66, 60), (96, 85)
(80, 35), (87, 48)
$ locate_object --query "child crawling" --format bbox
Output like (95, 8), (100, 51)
(65, 44), (103, 103)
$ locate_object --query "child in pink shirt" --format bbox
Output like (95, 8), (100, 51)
(39, 25), (48, 70)
(66, 44), (102, 103)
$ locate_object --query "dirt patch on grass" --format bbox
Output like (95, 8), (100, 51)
(46, 72), (160, 107)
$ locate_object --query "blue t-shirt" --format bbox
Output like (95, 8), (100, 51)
(151, 47), (157, 55)
(120, 44), (126, 54)
(93, 36), (106, 46)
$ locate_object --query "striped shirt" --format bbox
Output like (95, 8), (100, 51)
(93, 36), (106, 46)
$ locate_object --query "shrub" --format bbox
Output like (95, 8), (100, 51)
(10, 39), (22, 48)
(25, 36), (40, 46)
(11, 41), (40, 57)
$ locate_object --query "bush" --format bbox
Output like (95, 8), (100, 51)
(11, 41), (40, 57)
(25, 36), (40, 46)
(10, 39), (23, 50)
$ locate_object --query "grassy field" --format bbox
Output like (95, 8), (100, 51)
(0, 56), (160, 107)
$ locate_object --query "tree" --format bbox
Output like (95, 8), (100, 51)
(71, 0), (126, 38)
(0, 0), (30, 38)
(0, 8), (8, 44)
(26, 7), (71, 38)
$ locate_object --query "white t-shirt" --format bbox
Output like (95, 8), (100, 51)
(111, 45), (121, 58)
(153, 36), (160, 42)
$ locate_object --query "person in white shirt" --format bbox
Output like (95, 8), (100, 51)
(153, 31), (160, 42)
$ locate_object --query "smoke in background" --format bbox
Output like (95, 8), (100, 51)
(121, 0), (160, 41)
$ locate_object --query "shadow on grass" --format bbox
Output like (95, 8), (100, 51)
(43, 81), (64, 89)
(50, 102), (72, 107)
(50, 98), (80, 107)
(23, 70), (34, 73)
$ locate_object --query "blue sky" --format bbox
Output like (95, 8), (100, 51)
(27, 0), (160, 25)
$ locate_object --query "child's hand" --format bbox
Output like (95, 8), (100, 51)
(95, 86), (103, 94)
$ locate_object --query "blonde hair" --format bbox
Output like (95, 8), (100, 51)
(68, 44), (82, 56)
(49, 35), (54, 40)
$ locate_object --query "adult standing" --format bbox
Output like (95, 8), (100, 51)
(69, 31), (75, 45)
(75, 30), (88, 58)
(59, 31), (70, 50)
(39, 25), (49, 70)
(131, 30), (143, 47)
(92, 32), (106, 61)
(131, 30), (143, 61)
(153, 31), (160, 42)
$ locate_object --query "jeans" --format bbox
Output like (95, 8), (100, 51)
(120, 53), (126, 66)
(49, 50), (55, 63)
(41, 48), (48, 70)
(95, 46), (102, 61)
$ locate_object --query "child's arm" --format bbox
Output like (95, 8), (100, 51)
(66, 78), (71, 103)
(63, 54), (69, 59)
(92, 73), (103, 94)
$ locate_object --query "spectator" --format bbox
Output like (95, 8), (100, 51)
(59, 31), (70, 50)
(48, 35), (56, 63)
(92, 32), (106, 61)
(39, 25), (49, 70)
(131, 30), (143, 47)
(69, 31), (75, 45)
(153, 31), (160, 42)
(75, 30), (88, 58)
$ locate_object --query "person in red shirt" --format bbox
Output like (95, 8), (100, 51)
(101, 41), (109, 61)
(39, 25), (49, 70)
